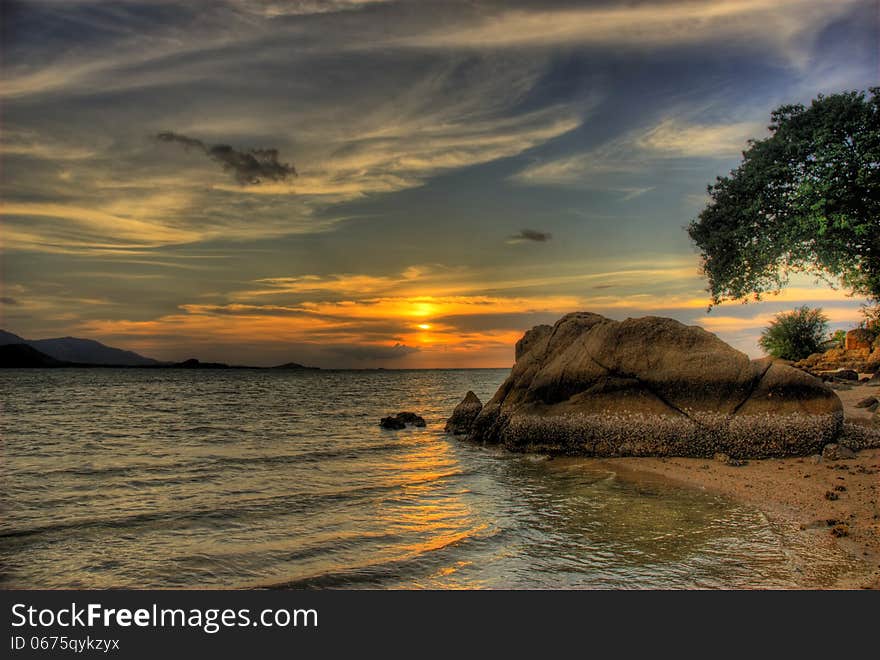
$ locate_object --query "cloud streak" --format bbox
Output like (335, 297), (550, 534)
(397, 0), (861, 66)
(155, 132), (296, 185)
(513, 116), (766, 187)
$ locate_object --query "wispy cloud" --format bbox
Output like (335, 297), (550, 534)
(0, 129), (99, 160)
(697, 306), (861, 333)
(398, 0), (860, 65)
(514, 116), (765, 187)
(0, 202), (201, 251)
(636, 118), (763, 157)
(232, 0), (394, 18)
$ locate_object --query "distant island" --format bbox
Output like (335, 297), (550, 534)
(0, 329), (319, 370)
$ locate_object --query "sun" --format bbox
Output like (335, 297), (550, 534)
(417, 323), (432, 330)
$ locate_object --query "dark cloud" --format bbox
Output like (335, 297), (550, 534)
(508, 228), (551, 243)
(0, 297), (19, 305)
(155, 131), (296, 185)
(324, 342), (419, 362)
(435, 312), (561, 333)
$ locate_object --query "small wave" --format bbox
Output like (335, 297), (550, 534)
(5, 440), (416, 482)
(252, 524), (503, 589)
(0, 467), (475, 542)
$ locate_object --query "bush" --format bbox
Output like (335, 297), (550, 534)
(759, 306), (830, 360)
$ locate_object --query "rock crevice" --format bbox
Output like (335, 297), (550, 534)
(460, 312), (843, 458)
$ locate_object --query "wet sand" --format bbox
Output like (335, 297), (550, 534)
(596, 385), (880, 589)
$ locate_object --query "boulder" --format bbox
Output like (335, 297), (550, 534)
(464, 312), (843, 457)
(845, 328), (874, 350)
(855, 396), (879, 409)
(794, 347), (874, 375)
(380, 412), (426, 430)
(445, 391), (482, 435)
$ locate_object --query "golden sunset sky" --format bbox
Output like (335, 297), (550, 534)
(1, 0), (876, 367)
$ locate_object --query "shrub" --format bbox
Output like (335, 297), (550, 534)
(759, 306), (830, 360)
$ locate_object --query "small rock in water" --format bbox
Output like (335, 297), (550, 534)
(379, 412), (426, 430)
(396, 412), (426, 427)
(379, 416), (406, 430)
(855, 396), (879, 409)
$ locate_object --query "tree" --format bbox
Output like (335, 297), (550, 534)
(860, 304), (880, 333)
(688, 88), (880, 309)
(759, 306), (830, 360)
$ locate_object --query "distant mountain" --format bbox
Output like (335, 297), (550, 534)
(0, 344), (68, 368)
(0, 330), (26, 344)
(0, 329), (159, 366)
(272, 361), (320, 370)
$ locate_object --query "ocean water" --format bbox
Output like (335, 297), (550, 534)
(0, 368), (854, 589)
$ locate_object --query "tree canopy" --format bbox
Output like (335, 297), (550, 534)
(688, 88), (880, 308)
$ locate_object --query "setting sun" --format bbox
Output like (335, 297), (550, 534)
(417, 323), (432, 330)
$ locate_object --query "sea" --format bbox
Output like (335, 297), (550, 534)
(0, 368), (857, 589)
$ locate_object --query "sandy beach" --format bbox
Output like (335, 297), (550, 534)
(596, 383), (880, 589)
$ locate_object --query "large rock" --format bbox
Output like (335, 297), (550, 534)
(845, 328), (873, 350)
(445, 391), (482, 435)
(464, 312), (843, 457)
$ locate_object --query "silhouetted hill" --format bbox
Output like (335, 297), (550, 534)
(0, 344), (69, 368)
(0, 330), (26, 344)
(0, 329), (159, 366)
(272, 362), (320, 370)
(172, 358), (231, 369)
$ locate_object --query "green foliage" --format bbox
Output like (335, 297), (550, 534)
(860, 304), (880, 335)
(688, 88), (880, 308)
(824, 329), (847, 351)
(758, 306), (830, 360)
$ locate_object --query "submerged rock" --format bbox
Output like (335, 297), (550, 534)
(445, 391), (482, 435)
(379, 412), (426, 430)
(462, 312), (843, 458)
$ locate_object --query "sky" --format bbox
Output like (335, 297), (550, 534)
(0, 0), (877, 368)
